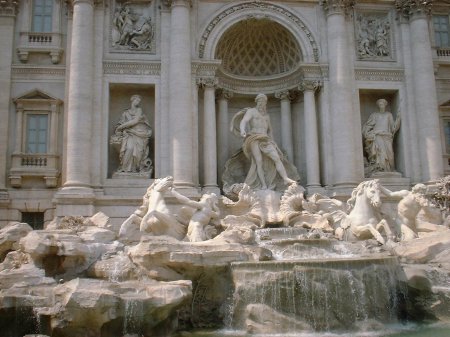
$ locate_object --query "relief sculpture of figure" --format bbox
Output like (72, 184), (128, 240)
(110, 95), (153, 175)
(362, 98), (400, 174)
(228, 94), (298, 191)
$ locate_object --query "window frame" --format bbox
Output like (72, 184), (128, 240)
(433, 14), (450, 48)
(25, 112), (49, 154)
(32, 0), (54, 33)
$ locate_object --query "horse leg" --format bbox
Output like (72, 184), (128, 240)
(352, 224), (385, 245)
(376, 219), (395, 241)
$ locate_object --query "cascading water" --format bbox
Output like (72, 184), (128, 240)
(227, 229), (406, 334)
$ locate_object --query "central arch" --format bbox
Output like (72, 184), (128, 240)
(215, 18), (303, 78)
(198, 1), (319, 63)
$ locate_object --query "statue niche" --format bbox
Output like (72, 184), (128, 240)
(110, 94), (153, 177)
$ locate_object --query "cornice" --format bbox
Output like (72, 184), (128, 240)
(103, 61), (161, 75)
(0, 0), (19, 17)
(11, 65), (66, 78)
(355, 68), (404, 81)
(395, 0), (433, 20)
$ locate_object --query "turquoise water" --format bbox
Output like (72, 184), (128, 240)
(183, 324), (450, 337)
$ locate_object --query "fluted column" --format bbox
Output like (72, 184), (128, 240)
(62, 0), (95, 191)
(198, 78), (219, 193)
(321, 0), (361, 190)
(0, 0), (18, 205)
(396, 0), (443, 181)
(216, 89), (233, 180)
(167, 0), (194, 187)
(299, 80), (322, 189)
(275, 90), (294, 161)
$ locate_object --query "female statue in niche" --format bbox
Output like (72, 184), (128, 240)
(110, 95), (153, 175)
(362, 98), (400, 174)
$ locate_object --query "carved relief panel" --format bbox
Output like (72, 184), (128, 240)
(110, 0), (156, 53)
(355, 11), (393, 61)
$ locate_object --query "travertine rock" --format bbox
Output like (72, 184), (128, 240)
(0, 222), (33, 261)
(394, 230), (450, 263)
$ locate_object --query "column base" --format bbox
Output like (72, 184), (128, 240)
(54, 186), (96, 217)
(202, 185), (221, 195)
(306, 185), (325, 196)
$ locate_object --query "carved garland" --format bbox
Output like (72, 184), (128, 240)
(198, 1), (319, 62)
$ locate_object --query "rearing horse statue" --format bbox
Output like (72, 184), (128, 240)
(335, 179), (393, 245)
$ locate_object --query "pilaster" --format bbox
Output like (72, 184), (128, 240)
(167, 0), (195, 188)
(0, 0), (18, 209)
(198, 77), (220, 194)
(321, 0), (361, 193)
(299, 80), (323, 192)
(274, 90), (294, 161)
(396, 0), (444, 181)
(216, 89), (233, 184)
(55, 0), (95, 215)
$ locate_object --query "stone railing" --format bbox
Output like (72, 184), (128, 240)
(9, 153), (60, 188)
(17, 32), (63, 64)
(436, 47), (450, 59)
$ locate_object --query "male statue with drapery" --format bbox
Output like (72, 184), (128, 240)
(223, 93), (299, 193)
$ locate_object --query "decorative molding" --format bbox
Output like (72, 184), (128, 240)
(192, 60), (222, 78)
(11, 65), (66, 78)
(355, 68), (404, 81)
(198, 1), (319, 62)
(216, 89), (234, 100)
(298, 79), (322, 92)
(274, 90), (294, 101)
(320, 0), (355, 16)
(162, 0), (192, 8)
(196, 77), (219, 88)
(0, 0), (18, 17)
(395, 0), (432, 21)
(216, 64), (325, 95)
(103, 61), (161, 75)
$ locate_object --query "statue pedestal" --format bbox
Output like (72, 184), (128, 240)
(368, 171), (410, 191)
(112, 171), (152, 179)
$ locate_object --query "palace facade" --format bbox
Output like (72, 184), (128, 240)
(0, 0), (449, 228)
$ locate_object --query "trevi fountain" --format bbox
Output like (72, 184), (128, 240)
(0, 94), (449, 337)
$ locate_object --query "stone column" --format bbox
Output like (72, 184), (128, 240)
(396, 0), (444, 181)
(275, 90), (294, 161)
(299, 80), (322, 190)
(167, 0), (194, 188)
(198, 78), (219, 193)
(216, 89), (233, 180)
(0, 0), (18, 206)
(321, 0), (361, 191)
(61, 0), (95, 191)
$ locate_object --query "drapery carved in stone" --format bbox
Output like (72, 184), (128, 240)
(111, 3), (155, 52)
(355, 12), (392, 60)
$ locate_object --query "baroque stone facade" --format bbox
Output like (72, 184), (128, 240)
(0, 0), (450, 227)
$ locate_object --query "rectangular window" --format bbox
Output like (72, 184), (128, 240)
(26, 114), (48, 153)
(434, 15), (450, 48)
(21, 212), (44, 230)
(445, 120), (450, 154)
(32, 0), (53, 32)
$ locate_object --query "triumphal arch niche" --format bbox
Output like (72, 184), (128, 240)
(199, 2), (325, 193)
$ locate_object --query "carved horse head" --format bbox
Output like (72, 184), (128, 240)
(347, 179), (382, 210)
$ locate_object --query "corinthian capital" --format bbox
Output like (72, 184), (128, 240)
(163, 0), (192, 9)
(395, 0), (432, 21)
(298, 80), (322, 92)
(275, 90), (294, 101)
(216, 89), (233, 100)
(0, 0), (19, 17)
(320, 0), (355, 16)
(196, 77), (218, 88)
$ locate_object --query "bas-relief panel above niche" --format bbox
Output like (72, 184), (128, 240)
(110, 0), (156, 54)
(355, 11), (394, 61)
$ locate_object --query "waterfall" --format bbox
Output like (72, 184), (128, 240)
(229, 256), (405, 333)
